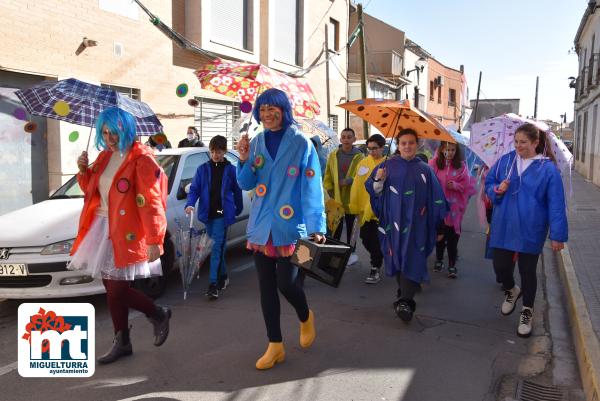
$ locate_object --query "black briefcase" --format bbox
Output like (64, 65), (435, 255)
(291, 237), (352, 288)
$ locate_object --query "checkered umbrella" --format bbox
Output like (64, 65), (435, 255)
(15, 78), (163, 136)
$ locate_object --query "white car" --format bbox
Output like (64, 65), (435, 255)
(0, 147), (250, 299)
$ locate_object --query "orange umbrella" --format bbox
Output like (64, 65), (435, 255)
(337, 98), (455, 143)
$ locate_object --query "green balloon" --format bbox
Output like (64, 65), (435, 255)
(69, 131), (79, 142)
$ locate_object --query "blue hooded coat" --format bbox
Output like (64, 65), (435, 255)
(366, 156), (448, 283)
(185, 160), (243, 226)
(237, 125), (326, 245)
(484, 151), (568, 254)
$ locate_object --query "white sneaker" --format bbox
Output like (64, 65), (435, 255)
(347, 253), (359, 266)
(517, 307), (533, 337)
(365, 268), (381, 284)
(501, 286), (521, 315)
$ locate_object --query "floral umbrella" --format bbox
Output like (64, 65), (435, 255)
(194, 58), (320, 118)
(470, 113), (573, 173)
(337, 98), (456, 143)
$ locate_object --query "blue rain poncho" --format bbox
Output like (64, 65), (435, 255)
(484, 151), (568, 254)
(366, 156), (448, 283)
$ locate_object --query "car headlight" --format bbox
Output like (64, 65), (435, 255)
(40, 239), (75, 255)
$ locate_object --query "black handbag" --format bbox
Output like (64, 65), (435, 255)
(291, 237), (352, 288)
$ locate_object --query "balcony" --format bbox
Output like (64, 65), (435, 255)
(350, 50), (404, 77)
(580, 67), (589, 99)
(589, 54), (599, 88)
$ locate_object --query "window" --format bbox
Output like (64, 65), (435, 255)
(437, 85), (442, 104)
(274, 0), (301, 65)
(328, 114), (339, 133)
(582, 111), (588, 163)
(328, 18), (340, 52)
(101, 84), (140, 100)
(177, 152), (210, 200)
(210, 0), (252, 51)
(576, 114), (582, 160)
(224, 151), (239, 167)
(99, 0), (138, 20)
(193, 97), (241, 149)
(448, 89), (456, 107)
(429, 81), (434, 101)
(417, 94), (425, 111)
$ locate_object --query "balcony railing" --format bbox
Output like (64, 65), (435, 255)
(589, 54), (600, 88)
(580, 67), (589, 97)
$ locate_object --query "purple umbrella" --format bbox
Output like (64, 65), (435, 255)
(15, 78), (163, 148)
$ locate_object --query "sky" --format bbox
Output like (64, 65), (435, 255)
(356, 0), (585, 123)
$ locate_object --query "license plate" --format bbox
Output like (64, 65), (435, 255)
(0, 263), (28, 276)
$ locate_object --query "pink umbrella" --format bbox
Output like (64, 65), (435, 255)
(194, 58), (320, 118)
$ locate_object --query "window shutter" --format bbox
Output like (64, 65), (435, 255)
(274, 0), (298, 65)
(211, 0), (246, 50)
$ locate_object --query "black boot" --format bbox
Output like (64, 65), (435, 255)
(393, 298), (416, 322)
(148, 305), (171, 346)
(98, 329), (132, 364)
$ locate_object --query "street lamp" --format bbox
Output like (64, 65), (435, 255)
(559, 113), (567, 139)
(406, 57), (426, 109)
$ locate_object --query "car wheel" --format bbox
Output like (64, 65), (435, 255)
(134, 233), (174, 299)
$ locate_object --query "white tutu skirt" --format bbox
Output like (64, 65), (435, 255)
(68, 215), (163, 281)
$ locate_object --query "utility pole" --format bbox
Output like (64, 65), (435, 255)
(325, 24), (331, 121)
(533, 76), (539, 119)
(473, 71), (482, 123)
(357, 3), (369, 139)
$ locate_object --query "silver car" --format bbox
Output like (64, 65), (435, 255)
(0, 147), (250, 299)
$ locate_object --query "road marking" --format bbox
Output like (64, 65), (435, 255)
(0, 361), (17, 377)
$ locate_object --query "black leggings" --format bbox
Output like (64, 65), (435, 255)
(395, 273), (420, 301)
(333, 214), (356, 248)
(360, 220), (383, 268)
(436, 224), (460, 266)
(493, 248), (539, 308)
(254, 252), (310, 342)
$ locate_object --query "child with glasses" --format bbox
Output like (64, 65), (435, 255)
(349, 134), (386, 284)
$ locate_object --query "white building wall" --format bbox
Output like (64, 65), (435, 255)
(574, 9), (600, 185)
(402, 47), (428, 112)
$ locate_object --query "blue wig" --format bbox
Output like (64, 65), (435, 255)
(95, 107), (137, 152)
(252, 88), (296, 130)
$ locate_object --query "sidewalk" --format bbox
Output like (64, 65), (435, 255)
(557, 171), (600, 401)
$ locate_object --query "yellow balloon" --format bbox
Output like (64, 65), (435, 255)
(53, 101), (70, 116)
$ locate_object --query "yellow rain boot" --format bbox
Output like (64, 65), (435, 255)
(255, 342), (285, 370)
(300, 309), (316, 348)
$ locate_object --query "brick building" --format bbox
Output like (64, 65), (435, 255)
(0, 0), (348, 214)
(426, 57), (466, 128)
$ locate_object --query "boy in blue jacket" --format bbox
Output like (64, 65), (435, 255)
(185, 135), (244, 300)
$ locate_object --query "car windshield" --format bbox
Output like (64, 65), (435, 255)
(49, 154), (180, 200)
(49, 176), (84, 199)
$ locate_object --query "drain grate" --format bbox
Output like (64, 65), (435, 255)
(516, 380), (565, 401)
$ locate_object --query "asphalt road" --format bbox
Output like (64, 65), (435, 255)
(0, 204), (582, 401)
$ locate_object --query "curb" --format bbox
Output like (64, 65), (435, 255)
(557, 244), (600, 401)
